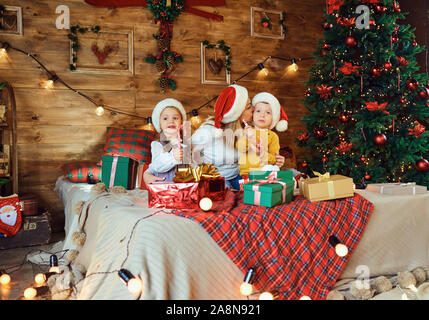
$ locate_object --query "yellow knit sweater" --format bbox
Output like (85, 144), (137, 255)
(236, 129), (280, 176)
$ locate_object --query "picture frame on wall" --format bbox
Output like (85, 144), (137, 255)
(250, 7), (285, 40)
(200, 41), (231, 85)
(69, 27), (134, 75)
(0, 5), (23, 36)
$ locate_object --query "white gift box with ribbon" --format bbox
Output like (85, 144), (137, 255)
(366, 182), (427, 195)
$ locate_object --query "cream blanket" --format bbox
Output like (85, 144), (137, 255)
(29, 178), (429, 299)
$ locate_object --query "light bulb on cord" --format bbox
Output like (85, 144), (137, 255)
(257, 63), (269, 76)
(0, 42), (10, 58)
(190, 109), (203, 131)
(142, 117), (156, 132)
(259, 290), (279, 300)
(48, 254), (60, 273)
(0, 270), (11, 286)
(34, 273), (47, 286)
(199, 197), (213, 211)
(240, 267), (255, 296)
(95, 106), (105, 116)
(24, 287), (37, 300)
(328, 235), (348, 257)
(118, 269), (143, 295)
(42, 73), (59, 89)
(291, 58), (298, 72)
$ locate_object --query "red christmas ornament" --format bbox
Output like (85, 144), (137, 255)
(262, 21), (269, 28)
(338, 112), (350, 123)
(313, 127), (327, 140)
(418, 90), (428, 99)
(370, 65), (382, 77)
(412, 40), (418, 47)
(322, 22), (334, 30)
(361, 156), (366, 162)
(400, 97), (407, 105)
(364, 173), (371, 180)
(322, 42), (331, 50)
(320, 50), (327, 57)
(391, 35), (399, 44)
(373, 133), (387, 146)
(383, 62), (392, 70)
(345, 36), (357, 47)
(416, 159), (429, 172)
(405, 79), (419, 91)
(322, 156), (328, 163)
(335, 87), (343, 94)
(301, 161), (308, 168)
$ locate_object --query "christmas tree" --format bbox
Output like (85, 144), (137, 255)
(297, 0), (429, 187)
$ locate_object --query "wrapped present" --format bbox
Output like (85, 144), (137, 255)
(243, 171), (295, 207)
(299, 172), (354, 202)
(366, 182), (427, 195)
(147, 181), (200, 209)
(101, 155), (139, 190)
(0, 194), (22, 237)
(248, 170), (293, 181)
(239, 175), (249, 191)
(174, 163), (226, 201)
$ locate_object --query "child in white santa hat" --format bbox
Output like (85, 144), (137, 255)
(146, 98), (188, 182)
(237, 92), (289, 176)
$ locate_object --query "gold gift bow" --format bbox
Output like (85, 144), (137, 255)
(313, 171), (331, 182)
(174, 164), (220, 183)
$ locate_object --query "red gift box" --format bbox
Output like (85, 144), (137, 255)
(147, 182), (200, 209)
(199, 177), (226, 201)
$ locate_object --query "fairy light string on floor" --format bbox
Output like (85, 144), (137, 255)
(0, 40), (312, 128)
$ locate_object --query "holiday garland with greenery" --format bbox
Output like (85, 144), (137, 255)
(145, 0), (185, 92)
(297, 0), (429, 187)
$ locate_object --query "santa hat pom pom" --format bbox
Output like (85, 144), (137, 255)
(214, 127), (224, 138)
(276, 120), (288, 132)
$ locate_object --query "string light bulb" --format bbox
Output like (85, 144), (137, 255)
(142, 117), (156, 132)
(0, 42), (9, 58)
(257, 63), (269, 76)
(95, 106), (105, 116)
(41, 74), (59, 89)
(34, 273), (47, 286)
(24, 287), (37, 300)
(329, 235), (348, 257)
(291, 58), (298, 72)
(0, 270), (11, 285)
(239, 267), (255, 296)
(199, 197), (213, 211)
(299, 295), (312, 300)
(49, 254), (60, 273)
(118, 269), (143, 295)
(190, 109), (203, 131)
(259, 290), (279, 300)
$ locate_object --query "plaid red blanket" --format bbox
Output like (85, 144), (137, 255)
(172, 190), (374, 300)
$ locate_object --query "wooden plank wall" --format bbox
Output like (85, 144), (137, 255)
(0, 0), (325, 232)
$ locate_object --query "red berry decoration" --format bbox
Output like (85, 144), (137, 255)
(383, 62), (392, 70)
(412, 40), (418, 47)
(345, 36), (357, 47)
(391, 35), (399, 43)
(322, 22), (333, 30)
(361, 156), (366, 162)
(405, 79), (419, 91)
(418, 90), (428, 99)
(322, 42), (331, 50)
(322, 156), (328, 163)
(335, 87), (343, 94)
(262, 21), (269, 28)
(338, 112), (350, 123)
(301, 161), (308, 168)
(400, 97), (407, 104)
(416, 159), (429, 172)
(375, 5), (386, 13)
(364, 173), (371, 180)
(370, 65), (382, 77)
(373, 133), (387, 146)
(313, 127), (327, 140)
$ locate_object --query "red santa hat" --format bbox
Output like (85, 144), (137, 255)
(214, 85), (249, 129)
(152, 98), (187, 133)
(252, 92), (288, 132)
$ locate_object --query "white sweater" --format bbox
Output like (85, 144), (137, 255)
(191, 121), (240, 180)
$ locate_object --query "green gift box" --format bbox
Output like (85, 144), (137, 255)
(102, 155), (139, 190)
(243, 172), (295, 207)
(248, 170), (293, 181)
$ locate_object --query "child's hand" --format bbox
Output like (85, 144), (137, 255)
(173, 147), (183, 162)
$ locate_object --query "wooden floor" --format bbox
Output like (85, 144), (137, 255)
(0, 232), (65, 300)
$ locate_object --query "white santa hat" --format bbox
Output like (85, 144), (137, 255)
(252, 92), (288, 132)
(214, 84), (249, 128)
(152, 98), (187, 133)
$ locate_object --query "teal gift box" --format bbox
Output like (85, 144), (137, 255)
(102, 155), (139, 190)
(243, 171), (295, 207)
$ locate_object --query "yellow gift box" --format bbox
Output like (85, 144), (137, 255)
(298, 172), (354, 202)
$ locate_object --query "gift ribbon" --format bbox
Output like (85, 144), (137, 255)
(109, 155), (119, 189)
(313, 171), (330, 181)
(174, 164), (220, 183)
(250, 173), (287, 205)
(312, 171), (335, 198)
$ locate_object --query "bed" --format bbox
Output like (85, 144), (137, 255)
(28, 176), (429, 300)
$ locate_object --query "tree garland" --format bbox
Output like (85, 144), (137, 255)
(68, 25), (101, 71)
